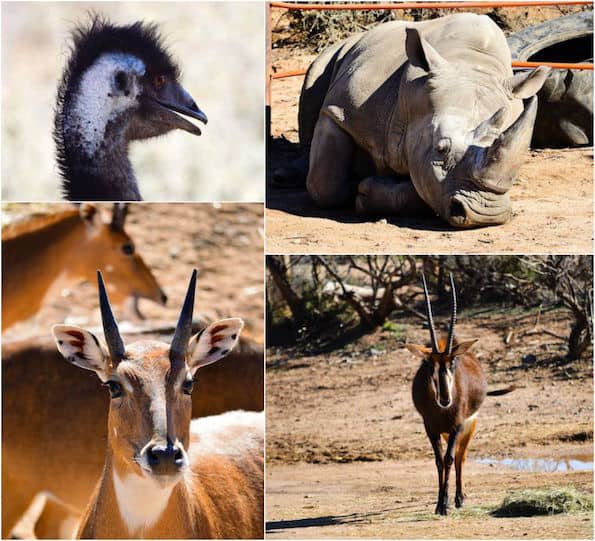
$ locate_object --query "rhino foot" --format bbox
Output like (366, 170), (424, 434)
(356, 176), (430, 217)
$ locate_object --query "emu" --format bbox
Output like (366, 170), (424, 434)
(52, 270), (263, 538)
(54, 16), (207, 201)
(407, 274), (487, 516)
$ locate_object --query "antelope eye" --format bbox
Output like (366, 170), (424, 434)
(121, 243), (134, 255)
(182, 379), (194, 396)
(105, 380), (123, 399)
(154, 74), (167, 89)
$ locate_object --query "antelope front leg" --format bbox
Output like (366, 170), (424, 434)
(438, 428), (462, 516)
(425, 428), (445, 515)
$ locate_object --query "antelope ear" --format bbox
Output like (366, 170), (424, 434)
(405, 28), (447, 72)
(79, 203), (98, 223)
(52, 325), (109, 378)
(451, 339), (479, 356)
(187, 318), (244, 374)
(405, 344), (433, 358)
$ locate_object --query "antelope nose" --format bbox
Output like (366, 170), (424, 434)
(146, 443), (184, 473)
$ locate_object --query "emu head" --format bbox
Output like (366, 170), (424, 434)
(406, 274), (477, 408)
(56, 16), (207, 161)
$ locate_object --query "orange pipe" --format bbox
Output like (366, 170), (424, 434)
(271, 59), (594, 81)
(271, 1), (592, 10)
(513, 60), (593, 69)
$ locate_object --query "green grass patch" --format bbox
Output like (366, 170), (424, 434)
(381, 321), (407, 338)
(492, 487), (593, 517)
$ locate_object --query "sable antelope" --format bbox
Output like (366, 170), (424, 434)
(407, 274), (487, 516)
(51, 270), (263, 538)
(2, 333), (263, 539)
(55, 16), (207, 201)
(2, 203), (166, 331)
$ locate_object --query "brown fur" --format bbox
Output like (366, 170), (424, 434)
(1, 205), (163, 330)
(410, 337), (487, 515)
(2, 335), (263, 538)
(69, 336), (263, 539)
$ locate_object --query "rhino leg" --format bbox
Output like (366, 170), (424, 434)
(272, 152), (309, 188)
(306, 115), (356, 208)
(356, 176), (432, 217)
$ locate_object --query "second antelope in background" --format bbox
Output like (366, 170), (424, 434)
(52, 270), (264, 538)
(407, 274), (487, 516)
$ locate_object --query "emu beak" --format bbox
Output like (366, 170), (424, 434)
(153, 82), (208, 136)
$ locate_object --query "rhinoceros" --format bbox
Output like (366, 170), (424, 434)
(277, 13), (550, 227)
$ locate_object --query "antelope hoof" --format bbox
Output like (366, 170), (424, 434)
(435, 502), (449, 516)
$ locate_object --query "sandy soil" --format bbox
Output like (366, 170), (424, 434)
(3, 202), (264, 343)
(266, 309), (593, 538)
(266, 48), (593, 255)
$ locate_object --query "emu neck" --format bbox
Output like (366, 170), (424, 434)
(61, 121), (141, 201)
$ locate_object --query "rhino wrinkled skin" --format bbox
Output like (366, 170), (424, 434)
(286, 14), (550, 228)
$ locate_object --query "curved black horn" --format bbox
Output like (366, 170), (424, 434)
(170, 269), (198, 366)
(446, 273), (457, 355)
(421, 273), (439, 353)
(97, 270), (125, 362)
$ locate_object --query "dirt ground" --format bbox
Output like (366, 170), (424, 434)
(2, 203), (264, 343)
(267, 21), (593, 254)
(266, 309), (593, 538)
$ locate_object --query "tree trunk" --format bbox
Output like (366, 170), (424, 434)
(267, 256), (308, 325)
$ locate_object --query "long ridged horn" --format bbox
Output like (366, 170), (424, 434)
(97, 270), (125, 362)
(465, 96), (538, 194)
(421, 273), (439, 353)
(445, 273), (457, 355)
(170, 269), (197, 367)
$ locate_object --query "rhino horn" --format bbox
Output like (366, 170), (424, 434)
(469, 96), (537, 194)
(472, 106), (507, 143)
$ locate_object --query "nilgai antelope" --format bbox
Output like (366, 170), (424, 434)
(2, 333), (263, 538)
(51, 270), (263, 538)
(407, 274), (487, 516)
(2, 203), (165, 331)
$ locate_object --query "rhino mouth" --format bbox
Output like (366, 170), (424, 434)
(446, 191), (512, 227)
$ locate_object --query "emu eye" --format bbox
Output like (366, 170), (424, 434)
(182, 379), (194, 396)
(114, 71), (128, 92)
(121, 243), (134, 255)
(105, 380), (123, 399)
(154, 74), (167, 89)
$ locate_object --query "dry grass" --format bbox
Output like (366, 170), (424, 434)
(493, 487), (594, 517)
(2, 2), (264, 201)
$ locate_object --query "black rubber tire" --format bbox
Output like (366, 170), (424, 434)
(507, 11), (593, 148)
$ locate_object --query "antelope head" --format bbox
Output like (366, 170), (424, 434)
(406, 273), (477, 408)
(52, 269), (243, 487)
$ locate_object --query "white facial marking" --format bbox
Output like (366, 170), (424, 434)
(65, 53), (146, 156)
(113, 470), (173, 535)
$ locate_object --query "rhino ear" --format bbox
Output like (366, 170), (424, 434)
(405, 28), (447, 73)
(506, 66), (550, 99)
